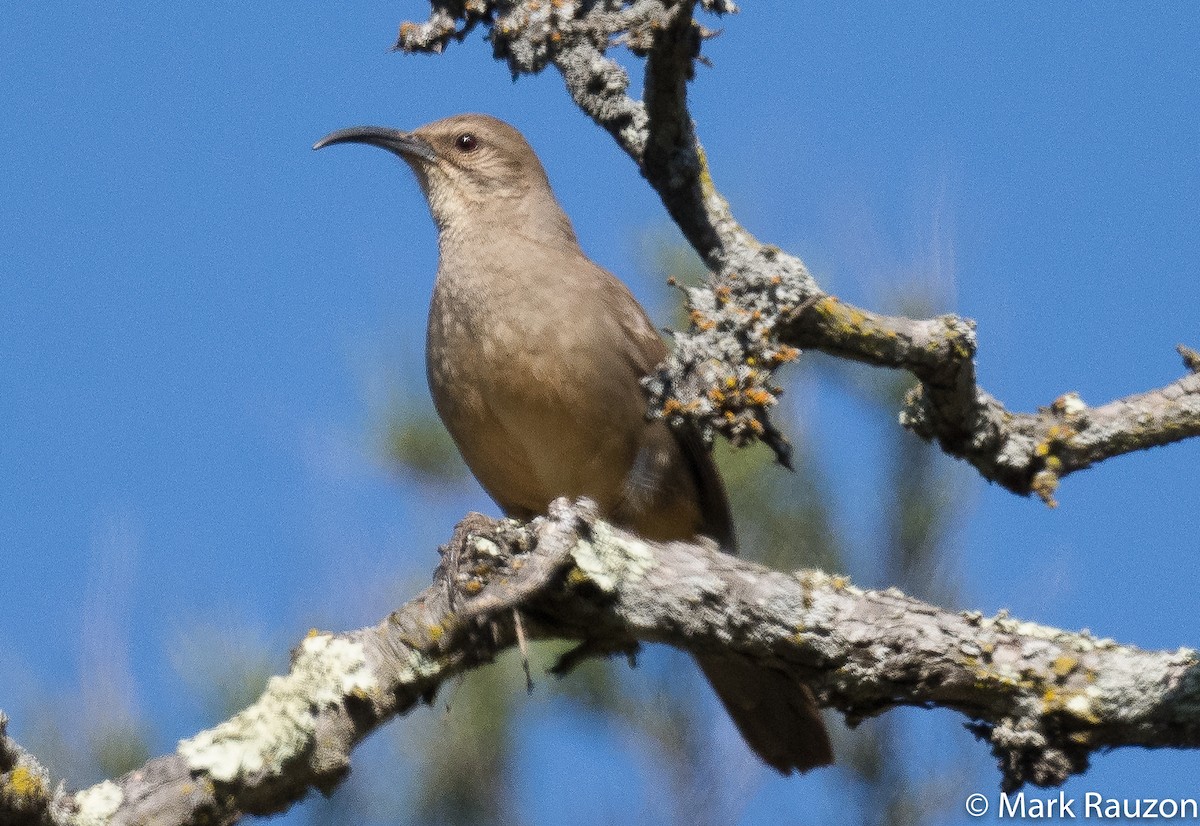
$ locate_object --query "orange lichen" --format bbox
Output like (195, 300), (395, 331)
(745, 388), (774, 406)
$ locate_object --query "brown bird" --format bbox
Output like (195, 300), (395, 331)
(314, 113), (832, 774)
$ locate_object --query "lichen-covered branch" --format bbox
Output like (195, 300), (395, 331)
(0, 507), (577, 826)
(5, 502), (1200, 823)
(394, 0), (1200, 501)
(0, 712), (57, 826)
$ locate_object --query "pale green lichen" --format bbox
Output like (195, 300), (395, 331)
(968, 660), (1026, 691)
(393, 647), (443, 684)
(1041, 685), (1102, 725)
(473, 537), (501, 557)
(984, 614), (1078, 643)
(1169, 647), (1198, 666)
(177, 635), (377, 783)
(1064, 692), (1098, 721)
(71, 780), (123, 826)
(571, 521), (655, 592)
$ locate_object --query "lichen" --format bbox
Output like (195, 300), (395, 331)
(72, 780), (123, 826)
(473, 537), (501, 557)
(1031, 468), (1060, 507)
(571, 521), (655, 592)
(1041, 686), (1101, 725)
(794, 568), (862, 598)
(178, 635), (378, 783)
(5, 765), (45, 800)
(1051, 655), (1078, 678)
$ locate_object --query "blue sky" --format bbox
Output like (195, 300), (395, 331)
(3, 2), (1198, 824)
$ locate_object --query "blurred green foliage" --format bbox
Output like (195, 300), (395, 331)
(386, 411), (469, 485)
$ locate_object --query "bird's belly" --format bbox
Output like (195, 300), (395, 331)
(427, 328), (637, 516)
(503, 403), (632, 505)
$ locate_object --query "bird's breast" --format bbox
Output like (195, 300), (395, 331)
(425, 273), (645, 516)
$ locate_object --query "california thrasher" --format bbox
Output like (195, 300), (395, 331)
(315, 113), (832, 774)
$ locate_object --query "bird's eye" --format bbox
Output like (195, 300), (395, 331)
(454, 133), (478, 153)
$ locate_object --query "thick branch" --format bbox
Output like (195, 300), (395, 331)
(394, 0), (1200, 501)
(0, 509), (578, 826)
(6, 503), (1200, 823)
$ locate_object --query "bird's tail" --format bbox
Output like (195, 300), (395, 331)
(696, 652), (834, 774)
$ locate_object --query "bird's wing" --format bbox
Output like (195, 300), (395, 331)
(597, 269), (737, 553)
(671, 421), (737, 553)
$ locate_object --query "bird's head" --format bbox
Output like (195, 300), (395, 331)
(315, 113), (569, 241)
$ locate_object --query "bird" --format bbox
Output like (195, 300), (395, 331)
(314, 113), (833, 774)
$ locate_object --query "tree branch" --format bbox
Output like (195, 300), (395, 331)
(394, 0), (1200, 502)
(6, 502), (1200, 823)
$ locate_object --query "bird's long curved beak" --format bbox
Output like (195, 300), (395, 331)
(312, 126), (436, 163)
